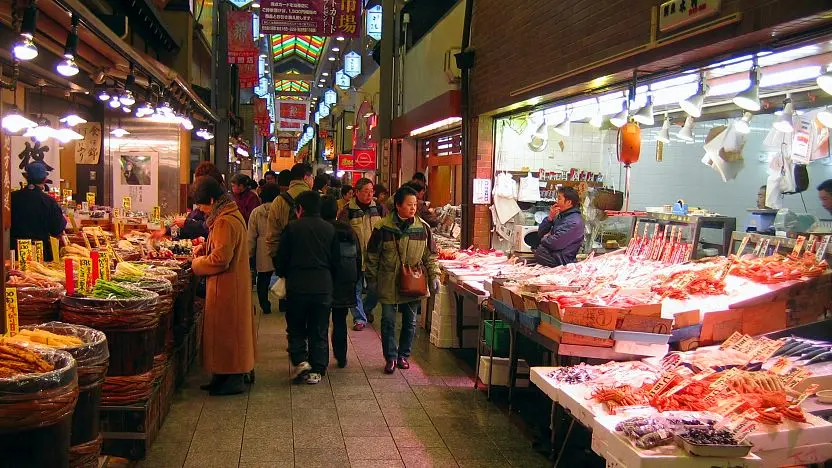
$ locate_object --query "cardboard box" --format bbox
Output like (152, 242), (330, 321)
(542, 302), (618, 330)
(613, 340), (669, 357)
(617, 314), (673, 334)
(699, 309), (742, 346)
(677, 337), (700, 351)
(740, 300), (787, 337)
(673, 309), (701, 329)
(561, 332), (615, 348)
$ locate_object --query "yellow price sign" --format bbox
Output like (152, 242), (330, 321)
(86, 192), (96, 205)
(50, 237), (60, 265)
(17, 239), (32, 271)
(33, 240), (44, 263)
(122, 196), (132, 212)
(4, 289), (19, 337)
(107, 245), (124, 264)
(62, 189), (73, 202)
(113, 208), (121, 219)
(151, 206), (161, 223)
(98, 252), (111, 281)
(78, 258), (92, 295)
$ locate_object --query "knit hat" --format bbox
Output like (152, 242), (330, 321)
(23, 162), (48, 183)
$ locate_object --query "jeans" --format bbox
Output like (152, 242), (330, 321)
(352, 275), (378, 324)
(381, 301), (419, 361)
(285, 293), (332, 374)
(331, 307), (349, 363)
(256, 271), (273, 314)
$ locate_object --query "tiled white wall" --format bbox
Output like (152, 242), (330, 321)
(496, 115), (832, 226)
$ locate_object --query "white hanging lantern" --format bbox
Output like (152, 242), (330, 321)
(344, 51), (361, 78)
(335, 69), (351, 90)
(324, 88), (337, 106)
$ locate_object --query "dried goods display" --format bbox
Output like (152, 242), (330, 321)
(730, 253), (827, 284)
(7, 270), (64, 288)
(0, 343), (55, 377)
(1, 329), (83, 348)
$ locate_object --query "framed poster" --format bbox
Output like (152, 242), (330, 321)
(112, 152), (159, 214)
(10, 135), (60, 190)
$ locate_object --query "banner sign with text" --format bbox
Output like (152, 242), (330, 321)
(260, 0), (362, 37)
(228, 11), (258, 64)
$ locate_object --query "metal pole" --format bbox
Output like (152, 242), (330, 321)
(459, 0), (474, 247)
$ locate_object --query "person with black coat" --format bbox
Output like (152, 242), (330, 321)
(275, 191), (340, 384)
(10, 162), (66, 261)
(321, 195), (361, 368)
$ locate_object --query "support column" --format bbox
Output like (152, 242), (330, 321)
(212, 0), (231, 177)
(378, 0), (395, 141)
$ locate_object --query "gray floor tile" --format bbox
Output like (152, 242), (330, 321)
(389, 426), (446, 448)
(294, 446), (348, 467)
(376, 392), (422, 408)
(292, 407), (340, 427)
(333, 384), (377, 400)
(502, 450), (552, 468)
(369, 378), (412, 393)
(137, 441), (190, 468)
(337, 398), (383, 417)
(398, 447), (459, 468)
(183, 449), (241, 468)
(344, 436), (401, 461)
(240, 437), (294, 464)
(349, 460), (405, 468)
(188, 427), (244, 452)
(340, 420), (395, 438)
(382, 407), (433, 427)
(293, 424), (345, 448)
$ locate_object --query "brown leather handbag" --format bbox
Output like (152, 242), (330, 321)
(395, 237), (427, 297)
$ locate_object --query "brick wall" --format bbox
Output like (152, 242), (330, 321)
(469, 0), (831, 116)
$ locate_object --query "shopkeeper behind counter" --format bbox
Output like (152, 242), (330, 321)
(10, 162), (67, 262)
(528, 186), (585, 267)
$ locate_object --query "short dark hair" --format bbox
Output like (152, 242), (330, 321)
(321, 195), (339, 221)
(264, 171), (277, 180)
(818, 179), (832, 193)
(290, 163), (313, 181)
(408, 181), (426, 193)
(412, 172), (426, 183)
(191, 176), (226, 205)
(313, 173), (330, 191)
(559, 186), (580, 207)
(355, 177), (373, 192)
(259, 183), (280, 204)
(294, 190), (321, 216)
(258, 179), (267, 187)
(374, 184), (389, 197)
(330, 177), (342, 189)
(341, 185), (354, 197)
(278, 170), (292, 187)
(394, 186), (418, 207)
(230, 173), (250, 187)
(194, 161), (224, 186)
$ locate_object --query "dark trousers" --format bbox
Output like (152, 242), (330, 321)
(286, 293), (331, 374)
(331, 307), (349, 363)
(256, 271), (273, 313)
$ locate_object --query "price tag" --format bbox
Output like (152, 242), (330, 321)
(62, 188), (72, 201)
(78, 258), (92, 295)
(703, 387), (738, 408)
(151, 206), (161, 224)
(81, 202), (89, 212)
(692, 368), (716, 381)
(647, 371), (677, 398)
(113, 208), (121, 219)
(86, 192), (96, 205)
(769, 357), (791, 375)
(50, 237), (60, 265)
(17, 239), (32, 271)
(782, 368), (810, 389)
(731, 412), (759, 443)
(90, 231), (101, 248)
(794, 384), (820, 406)
(68, 212), (78, 231)
(816, 235), (831, 262)
(33, 240), (44, 263)
(80, 232), (92, 250)
(758, 238), (771, 257)
(713, 392), (744, 417)
(720, 331), (744, 350)
(107, 245), (124, 264)
(122, 196), (132, 212)
(709, 368), (740, 392)
(4, 289), (19, 337)
(791, 235), (807, 259)
(99, 252), (111, 281)
(736, 235), (750, 256)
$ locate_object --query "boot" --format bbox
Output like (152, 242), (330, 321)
(200, 374), (223, 391)
(210, 374), (246, 396)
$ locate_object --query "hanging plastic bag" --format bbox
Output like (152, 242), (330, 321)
(517, 172), (541, 202)
(270, 277), (286, 299)
(493, 172), (517, 199)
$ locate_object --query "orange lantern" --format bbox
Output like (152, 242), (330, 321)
(617, 121), (641, 166)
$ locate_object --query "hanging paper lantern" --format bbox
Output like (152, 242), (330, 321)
(324, 88), (337, 106)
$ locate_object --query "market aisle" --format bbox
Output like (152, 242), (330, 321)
(135, 304), (550, 468)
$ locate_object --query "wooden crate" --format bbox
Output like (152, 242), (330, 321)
(99, 383), (161, 460)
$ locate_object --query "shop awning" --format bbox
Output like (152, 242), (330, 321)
(392, 90), (461, 139)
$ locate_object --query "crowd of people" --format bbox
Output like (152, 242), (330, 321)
(186, 162), (441, 393)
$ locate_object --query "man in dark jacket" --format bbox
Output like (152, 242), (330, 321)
(10, 162), (66, 261)
(533, 187), (585, 267)
(276, 191), (340, 384)
(321, 195), (361, 368)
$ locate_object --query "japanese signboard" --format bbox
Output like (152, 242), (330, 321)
(344, 51), (361, 78)
(33, 240), (44, 263)
(86, 192), (96, 205)
(17, 239), (32, 271)
(4, 289), (19, 337)
(75, 122), (102, 164)
(278, 101), (309, 124)
(228, 11), (258, 64)
(337, 153), (354, 171)
(10, 135), (60, 191)
(335, 69), (351, 89)
(353, 148), (376, 170)
(366, 5), (382, 40)
(473, 179), (492, 205)
(78, 258), (92, 295)
(239, 61), (259, 88)
(254, 98), (272, 127)
(122, 196), (132, 212)
(260, 0), (362, 37)
(3, 135), (10, 227)
(151, 206), (161, 224)
(659, 0), (721, 32)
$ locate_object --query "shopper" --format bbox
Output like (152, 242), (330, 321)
(276, 191), (340, 384)
(365, 185), (441, 374)
(266, 163), (314, 312)
(248, 183), (280, 314)
(337, 177), (386, 329)
(408, 181), (440, 228)
(194, 161), (226, 188)
(337, 185), (354, 213)
(230, 174), (261, 224)
(818, 179), (832, 215)
(412, 172), (427, 185)
(313, 173), (331, 194)
(533, 186), (586, 267)
(179, 162), (226, 240)
(264, 170), (277, 185)
(322, 195), (361, 368)
(374, 184), (389, 207)
(190, 176), (255, 395)
(277, 170), (292, 192)
(10, 162), (66, 262)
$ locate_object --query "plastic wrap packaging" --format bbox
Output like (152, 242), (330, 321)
(0, 342), (79, 434)
(20, 322), (109, 389)
(15, 286), (65, 325)
(112, 276), (173, 295)
(59, 288), (161, 332)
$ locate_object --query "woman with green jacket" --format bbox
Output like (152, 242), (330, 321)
(365, 186), (441, 374)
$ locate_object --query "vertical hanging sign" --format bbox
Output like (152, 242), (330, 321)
(228, 11), (258, 64)
(366, 5), (382, 40)
(344, 51), (361, 78)
(335, 69), (350, 89)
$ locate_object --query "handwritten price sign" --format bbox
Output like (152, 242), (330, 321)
(79, 258), (92, 295)
(122, 196), (131, 212)
(17, 239), (32, 271)
(33, 240), (44, 263)
(4, 289), (19, 336)
(86, 192), (96, 205)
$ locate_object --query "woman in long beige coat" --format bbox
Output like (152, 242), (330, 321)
(191, 176), (255, 396)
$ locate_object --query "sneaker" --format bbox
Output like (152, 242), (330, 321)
(353, 322), (366, 331)
(291, 361), (312, 380)
(305, 372), (322, 385)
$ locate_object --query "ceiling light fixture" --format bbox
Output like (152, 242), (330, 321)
(609, 101), (629, 128)
(680, 73), (708, 118)
(119, 65), (136, 106)
(734, 112), (752, 134)
(322, 72), (329, 76)
(328, 56), (336, 61)
(773, 95), (795, 133)
(553, 115), (570, 137)
(1, 107), (37, 133)
(13, 1), (39, 61)
(97, 87), (110, 102)
(676, 115), (695, 141)
(24, 118), (56, 142)
(632, 94), (654, 125)
(56, 15), (80, 77)
(335, 35), (345, 41)
(656, 114), (671, 143)
(60, 95), (87, 127)
(54, 127), (83, 143)
(588, 98), (603, 128)
(108, 97), (121, 108)
(732, 63), (761, 111)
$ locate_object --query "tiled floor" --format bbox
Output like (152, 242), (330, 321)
(137, 305), (551, 468)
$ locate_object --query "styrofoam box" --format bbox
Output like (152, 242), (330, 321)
(755, 442), (832, 467)
(478, 356), (529, 387)
(613, 340), (669, 357)
(744, 412), (832, 452)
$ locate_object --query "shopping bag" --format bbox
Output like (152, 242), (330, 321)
(270, 277), (286, 299)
